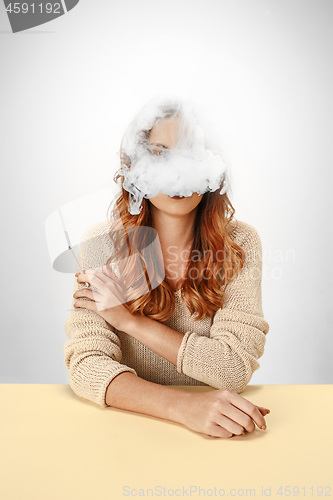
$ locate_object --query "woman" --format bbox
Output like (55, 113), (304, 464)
(63, 95), (270, 438)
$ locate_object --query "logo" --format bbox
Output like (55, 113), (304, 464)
(3, 0), (80, 33)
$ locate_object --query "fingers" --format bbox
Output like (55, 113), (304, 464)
(77, 267), (121, 289)
(257, 406), (270, 415)
(224, 390), (267, 430)
(76, 272), (92, 287)
(220, 402), (256, 433)
(76, 269), (104, 283)
(102, 265), (125, 296)
(76, 268), (126, 308)
(85, 270), (106, 288)
(74, 288), (101, 302)
(213, 413), (246, 436)
(73, 298), (95, 310)
(206, 424), (234, 439)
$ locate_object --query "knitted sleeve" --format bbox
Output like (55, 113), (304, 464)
(176, 222), (270, 393)
(63, 222), (138, 408)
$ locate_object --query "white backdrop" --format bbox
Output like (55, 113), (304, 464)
(0, 0), (332, 384)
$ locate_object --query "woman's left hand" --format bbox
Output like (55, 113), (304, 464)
(73, 264), (135, 332)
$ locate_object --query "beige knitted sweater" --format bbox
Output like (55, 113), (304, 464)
(63, 218), (270, 408)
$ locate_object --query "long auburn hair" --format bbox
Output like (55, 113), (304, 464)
(104, 100), (246, 322)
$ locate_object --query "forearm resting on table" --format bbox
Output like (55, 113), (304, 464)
(105, 371), (190, 425)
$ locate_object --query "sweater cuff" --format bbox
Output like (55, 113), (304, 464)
(176, 331), (192, 374)
(100, 366), (138, 408)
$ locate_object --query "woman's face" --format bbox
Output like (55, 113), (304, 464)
(147, 116), (203, 215)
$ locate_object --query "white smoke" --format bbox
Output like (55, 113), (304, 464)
(115, 94), (229, 215)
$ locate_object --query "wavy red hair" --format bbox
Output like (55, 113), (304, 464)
(104, 177), (246, 322)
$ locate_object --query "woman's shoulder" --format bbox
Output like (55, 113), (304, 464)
(81, 220), (112, 242)
(79, 221), (115, 267)
(227, 218), (262, 252)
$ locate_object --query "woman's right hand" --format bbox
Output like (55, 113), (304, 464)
(178, 389), (270, 438)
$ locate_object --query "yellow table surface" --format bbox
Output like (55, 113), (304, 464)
(1, 384), (332, 500)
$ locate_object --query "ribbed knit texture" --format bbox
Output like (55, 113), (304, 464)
(63, 218), (270, 408)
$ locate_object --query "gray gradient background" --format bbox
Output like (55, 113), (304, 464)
(0, 0), (332, 385)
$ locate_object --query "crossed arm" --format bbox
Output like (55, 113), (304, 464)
(122, 314), (184, 366)
(73, 222), (269, 392)
(64, 221), (270, 408)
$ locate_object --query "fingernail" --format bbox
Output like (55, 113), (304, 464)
(75, 273), (79, 277)
(261, 424), (267, 430)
